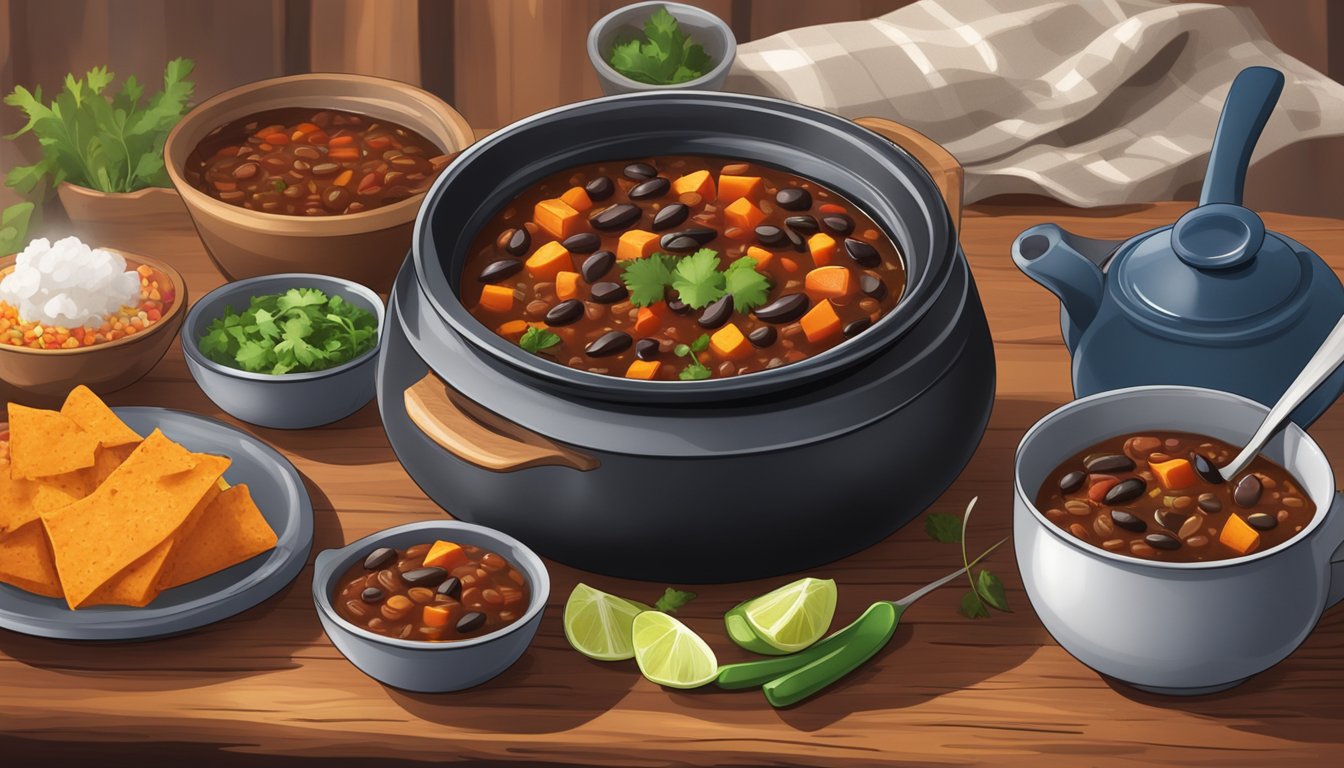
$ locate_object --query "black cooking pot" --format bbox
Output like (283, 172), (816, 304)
(377, 91), (995, 583)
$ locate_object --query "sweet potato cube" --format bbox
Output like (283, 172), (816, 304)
(534, 198), (581, 240)
(526, 240), (571, 280)
(625, 360), (661, 380)
(804, 266), (854, 300)
(746, 245), (775, 270)
(1150, 458), (1197, 490)
(808, 233), (837, 266)
(673, 170), (716, 200)
(424, 540), (469, 570)
(710, 323), (751, 361)
(718, 174), (763, 203)
(724, 198), (766, 231)
(634, 304), (665, 336)
(800, 299), (842, 343)
(1220, 514), (1262, 555)
(497, 319), (531, 338)
(478, 284), (515, 313)
(561, 186), (593, 212)
(618, 229), (661, 261)
(422, 604), (459, 628)
(556, 271), (581, 301)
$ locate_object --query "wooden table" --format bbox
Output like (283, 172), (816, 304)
(3, 200), (1343, 766)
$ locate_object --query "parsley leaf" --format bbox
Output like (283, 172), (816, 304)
(924, 512), (963, 543)
(519, 326), (561, 354)
(671, 249), (725, 309)
(654, 587), (697, 614)
(607, 6), (714, 86)
(724, 256), (771, 312)
(621, 253), (677, 307)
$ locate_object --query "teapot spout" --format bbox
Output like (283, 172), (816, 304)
(1012, 224), (1115, 352)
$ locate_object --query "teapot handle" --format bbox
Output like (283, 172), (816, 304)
(855, 117), (963, 231)
(1200, 67), (1284, 206)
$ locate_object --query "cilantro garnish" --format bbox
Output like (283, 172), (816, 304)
(198, 288), (378, 376)
(519, 326), (562, 354)
(623, 248), (772, 314)
(654, 587), (697, 614)
(607, 6), (714, 86)
(621, 253), (677, 307)
(724, 256), (771, 311)
(923, 513), (963, 543)
(670, 249), (725, 308)
(674, 333), (712, 380)
(928, 498), (1012, 619)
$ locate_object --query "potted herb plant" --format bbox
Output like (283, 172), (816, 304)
(587, 2), (737, 95)
(2, 58), (196, 248)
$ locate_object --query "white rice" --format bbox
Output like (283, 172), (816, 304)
(0, 236), (141, 328)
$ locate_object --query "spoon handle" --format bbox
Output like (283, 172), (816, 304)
(1222, 312), (1344, 480)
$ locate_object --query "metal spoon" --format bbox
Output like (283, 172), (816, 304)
(1220, 313), (1344, 481)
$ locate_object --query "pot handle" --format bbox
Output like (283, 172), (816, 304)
(404, 371), (599, 473)
(854, 117), (964, 231)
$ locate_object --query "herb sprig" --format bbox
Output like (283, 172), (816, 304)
(519, 326), (561, 354)
(199, 288), (378, 376)
(674, 333), (712, 380)
(654, 587), (697, 614)
(622, 249), (771, 312)
(608, 6), (714, 86)
(926, 499), (1011, 618)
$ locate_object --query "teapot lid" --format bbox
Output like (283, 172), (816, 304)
(1112, 203), (1308, 331)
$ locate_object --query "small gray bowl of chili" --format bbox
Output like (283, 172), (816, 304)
(313, 520), (550, 693)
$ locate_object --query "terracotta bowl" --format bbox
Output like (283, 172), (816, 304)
(163, 73), (474, 292)
(0, 249), (186, 405)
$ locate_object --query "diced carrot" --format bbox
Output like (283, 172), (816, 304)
(526, 240), (571, 280)
(718, 174), (763, 203)
(804, 266), (853, 300)
(819, 203), (847, 215)
(800, 300), (842, 343)
(293, 122), (320, 136)
(534, 198), (581, 240)
(1150, 458), (1198, 490)
(333, 169), (353, 187)
(423, 540), (468, 570)
(618, 229), (660, 261)
(710, 323), (751, 361)
(625, 360), (661, 380)
(560, 186), (593, 212)
(724, 198), (766, 231)
(556, 270), (581, 300)
(479, 284), (515, 313)
(809, 233), (837, 266)
(673, 170), (715, 199)
(780, 257), (800, 273)
(329, 135), (356, 148)
(263, 131), (290, 145)
(1087, 476), (1119, 502)
(634, 304), (665, 336)
(329, 147), (360, 161)
(365, 135), (392, 150)
(306, 131), (330, 145)
(422, 604), (458, 628)
(1220, 514), (1262, 555)
(497, 319), (532, 339)
(746, 245), (774, 270)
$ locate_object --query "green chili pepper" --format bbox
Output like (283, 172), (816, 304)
(717, 601), (901, 690)
(762, 602), (901, 707)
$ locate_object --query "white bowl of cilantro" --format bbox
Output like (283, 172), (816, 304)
(587, 2), (736, 95)
(182, 273), (383, 429)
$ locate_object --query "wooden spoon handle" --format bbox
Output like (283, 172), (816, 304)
(854, 117), (963, 231)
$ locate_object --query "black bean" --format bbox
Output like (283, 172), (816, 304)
(456, 611), (487, 633)
(363, 547), (396, 570)
(545, 299), (584, 326)
(585, 331), (632, 357)
(581, 250), (615, 283)
(661, 235), (701, 252)
(1059, 470), (1086, 494)
(1246, 512), (1278, 531)
(667, 297), (691, 314)
(843, 317), (871, 338)
(652, 203), (689, 231)
(585, 176), (614, 202)
(1084, 453), (1135, 473)
(361, 587), (384, 603)
(784, 227), (808, 252)
(823, 214), (854, 235)
(1145, 533), (1181, 550)
(860, 275), (888, 300)
(842, 238), (879, 268)
(635, 338), (660, 361)
(590, 203), (641, 231)
(1192, 453), (1224, 484)
(624, 162), (657, 181)
(748, 326), (777, 347)
(697, 295), (734, 329)
(785, 215), (820, 235)
(503, 228), (530, 257)
(400, 567), (448, 587)
(478, 259), (523, 284)
(1104, 478), (1147, 505)
(1110, 509), (1147, 532)
(630, 177), (671, 200)
(1233, 474), (1263, 507)
(590, 281), (628, 304)
(436, 576), (462, 599)
(755, 225), (785, 246)
(1197, 492), (1222, 514)
(1154, 509), (1183, 531)
(562, 232), (601, 253)
(776, 187), (812, 211)
(754, 293), (809, 323)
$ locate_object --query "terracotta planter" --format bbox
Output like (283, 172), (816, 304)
(57, 183), (188, 225)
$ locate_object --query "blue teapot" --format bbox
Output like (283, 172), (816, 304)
(1012, 66), (1344, 427)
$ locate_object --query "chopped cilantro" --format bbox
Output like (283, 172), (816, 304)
(674, 333), (712, 380)
(198, 288), (377, 376)
(724, 256), (771, 311)
(607, 6), (714, 86)
(671, 249), (725, 309)
(621, 253), (677, 307)
(654, 587), (697, 614)
(519, 326), (562, 354)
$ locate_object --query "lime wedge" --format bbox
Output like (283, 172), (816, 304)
(631, 611), (718, 689)
(724, 602), (789, 655)
(739, 577), (837, 653)
(563, 583), (651, 661)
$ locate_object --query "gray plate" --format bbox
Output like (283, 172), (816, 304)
(0, 407), (313, 641)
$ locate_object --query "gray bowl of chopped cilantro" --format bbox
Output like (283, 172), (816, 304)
(588, 2), (736, 95)
(183, 273), (384, 429)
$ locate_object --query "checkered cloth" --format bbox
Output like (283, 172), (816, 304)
(725, 0), (1344, 206)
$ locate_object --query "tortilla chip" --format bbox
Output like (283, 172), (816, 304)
(5, 403), (99, 479)
(0, 459), (86, 534)
(0, 520), (64, 598)
(40, 430), (231, 609)
(60, 386), (141, 448)
(160, 484), (277, 589)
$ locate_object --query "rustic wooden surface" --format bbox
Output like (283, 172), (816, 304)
(2, 199), (1344, 765)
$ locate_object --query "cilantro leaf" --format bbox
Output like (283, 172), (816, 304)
(519, 326), (561, 354)
(235, 340), (273, 372)
(690, 333), (710, 352)
(675, 333), (713, 380)
(975, 570), (1011, 612)
(606, 5), (714, 86)
(277, 287), (328, 312)
(724, 256), (771, 312)
(678, 361), (712, 381)
(621, 253), (676, 307)
(654, 587), (697, 614)
(959, 590), (990, 619)
(199, 288), (377, 375)
(671, 249), (725, 308)
(924, 512), (963, 543)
